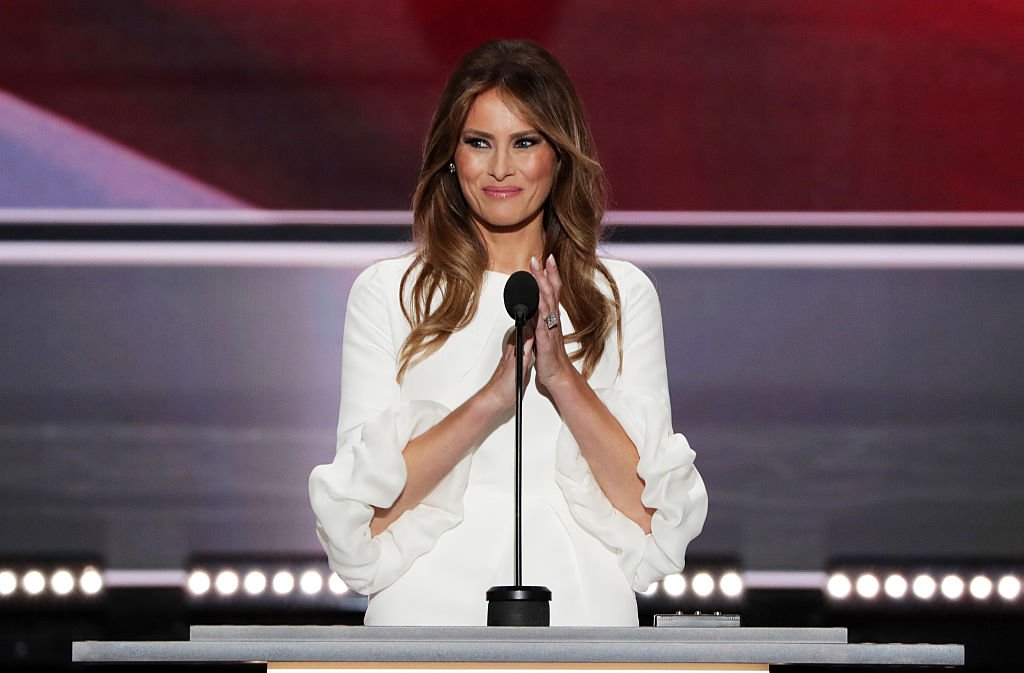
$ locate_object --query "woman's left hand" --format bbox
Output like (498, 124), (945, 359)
(531, 255), (654, 533)
(530, 254), (578, 391)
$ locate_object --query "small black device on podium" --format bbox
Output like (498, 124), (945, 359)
(487, 270), (551, 626)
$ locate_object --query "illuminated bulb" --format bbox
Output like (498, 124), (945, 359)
(0, 570), (17, 596)
(884, 574), (908, 599)
(23, 570), (46, 595)
(912, 574), (937, 600)
(997, 575), (1021, 601)
(272, 571), (295, 595)
(720, 572), (743, 597)
(827, 573), (852, 599)
(80, 567), (103, 595)
(855, 573), (881, 599)
(243, 571), (267, 595)
(969, 575), (993, 600)
(215, 570), (239, 595)
(328, 574), (348, 595)
(692, 572), (714, 597)
(940, 575), (965, 600)
(300, 570), (323, 595)
(50, 569), (75, 596)
(663, 574), (686, 597)
(187, 570), (212, 596)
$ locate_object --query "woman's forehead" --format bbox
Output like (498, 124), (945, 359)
(462, 88), (539, 133)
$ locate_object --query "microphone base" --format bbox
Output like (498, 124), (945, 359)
(486, 586), (552, 626)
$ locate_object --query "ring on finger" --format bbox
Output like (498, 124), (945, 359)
(544, 313), (559, 330)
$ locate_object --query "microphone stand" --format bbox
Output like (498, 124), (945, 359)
(487, 273), (551, 626)
(514, 309), (525, 587)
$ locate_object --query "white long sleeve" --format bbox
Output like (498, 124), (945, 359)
(308, 262), (472, 595)
(554, 261), (708, 590)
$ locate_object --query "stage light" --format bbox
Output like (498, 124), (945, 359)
(884, 574), (908, 599)
(662, 573), (686, 597)
(214, 570), (239, 595)
(187, 570), (212, 596)
(328, 573), (348, 595)
(272, 570), (295, 595)
(720, 571), (743, 597)
(940, 575), (965, 600)
(80, 567), (103, 595)
(829, 560), (1024, 612)
(22, 570), (46, 595)
(0, 561), (104, 604)
(827, 573), (852, 599)
(0, 570), (16, 597)
(855, 573), (880, 599)
(912, 574), (937, 600)
(50, 569), (75, 596)
(300, 570), (323, 595)
(692, 572), (714, 597)
(969, 575), (993, 600)
(187, 555), (367, 611)
(997, 575), (1021, 601)
(243, 571), (267, 595)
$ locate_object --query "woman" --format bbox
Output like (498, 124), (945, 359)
(309, 40), (707, 626)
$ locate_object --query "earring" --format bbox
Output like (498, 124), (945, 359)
(447, 161), (456, 174)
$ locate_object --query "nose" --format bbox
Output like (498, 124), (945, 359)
(489, 146), (514, 180)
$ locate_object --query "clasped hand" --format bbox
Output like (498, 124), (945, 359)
(482, 254), (578, 413)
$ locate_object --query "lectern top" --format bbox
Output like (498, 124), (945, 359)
(188, 625), (849, 644)
(74, 625), (964, 667)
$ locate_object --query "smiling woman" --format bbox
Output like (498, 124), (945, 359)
(454, 88), (556, 241)
(308, 40), (707, 626)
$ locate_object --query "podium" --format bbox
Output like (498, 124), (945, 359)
(73, 624), (964, 671)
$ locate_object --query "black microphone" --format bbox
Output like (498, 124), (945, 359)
(488, 270), (551, 626)
(503, 270), (539, 323)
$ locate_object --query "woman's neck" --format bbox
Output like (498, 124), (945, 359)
(476, 216), (545, 275)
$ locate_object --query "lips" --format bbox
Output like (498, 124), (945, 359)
(483, 186), (523, 199)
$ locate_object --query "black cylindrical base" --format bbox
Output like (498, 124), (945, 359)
(486, 586), (551, 626)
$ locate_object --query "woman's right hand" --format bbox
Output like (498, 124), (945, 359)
(479, 332), (535, 415)
(371, 332), (533, 537)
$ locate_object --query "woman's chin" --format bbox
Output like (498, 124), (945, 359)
(472, 210), (545, 233)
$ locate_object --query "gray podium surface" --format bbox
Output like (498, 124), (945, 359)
(189, 625), (849, 643)
(73, 625), (964, 667)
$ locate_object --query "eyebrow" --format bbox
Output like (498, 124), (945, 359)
(461, 128), (541, 139)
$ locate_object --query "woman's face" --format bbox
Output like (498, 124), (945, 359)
(454, 88), (556, 233)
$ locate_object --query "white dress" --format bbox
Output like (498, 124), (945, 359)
(309, 255), (707, 626)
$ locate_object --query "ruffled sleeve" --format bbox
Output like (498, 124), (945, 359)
(308, 262), (471, 595)
(554, 262), (708, 591)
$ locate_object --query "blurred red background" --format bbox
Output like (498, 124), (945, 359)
(1, 0), (1021, 210)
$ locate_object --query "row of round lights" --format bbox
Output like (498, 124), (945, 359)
(639, 571), (743, 598)
(187, 568), (348, 598)
(0, 567), (103, 598)
(828, 572), (1022, 602)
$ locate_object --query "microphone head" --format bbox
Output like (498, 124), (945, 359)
(503, 270), (539, 321)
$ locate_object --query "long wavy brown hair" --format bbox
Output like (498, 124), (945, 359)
(397, 39), (621, 381)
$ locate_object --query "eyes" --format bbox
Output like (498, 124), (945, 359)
(462, 134), (545, 150)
